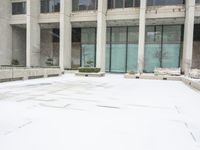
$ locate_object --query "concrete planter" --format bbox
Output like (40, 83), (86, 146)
(75, 72), (105, 77)
(189, 69), (200, 79)
(0, 68), (62, 82)
(154, 68), (181, 76)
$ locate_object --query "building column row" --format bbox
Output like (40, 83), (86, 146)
(25, 0), (196, 75)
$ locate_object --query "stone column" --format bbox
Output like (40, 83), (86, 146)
(182, 0), (195, 75)
(96, 0), (107, 72)
(26, 0), (40, 67)
(137, 0), (146, 73)
(60, 0), (72, 71)
(0, 0), (12, 65)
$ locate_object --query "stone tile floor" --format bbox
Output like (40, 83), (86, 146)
(0, 73), (200, 150)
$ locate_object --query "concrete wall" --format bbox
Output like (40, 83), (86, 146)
(0, 0), (12, 65)
(12, 26), (26, 66)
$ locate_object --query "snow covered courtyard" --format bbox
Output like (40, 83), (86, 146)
(0, 74), (200, 150)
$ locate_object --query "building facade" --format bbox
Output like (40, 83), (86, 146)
(0, 0), (200, 74)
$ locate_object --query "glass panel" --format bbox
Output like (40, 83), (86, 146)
(128, 27), (139, 44)
(106, 28), (111, 43)
(196, 0), (200, 4)
(144, 26), (162, 73)
(115, 0), (124, 8)
(162, 25), (181, 44)
(106, 45), (111, 72)
(12, 2), (26, 15)
(81, 28), (96, 44)
(125, 0), (133, 7)
(111, 44), (126, 72)
(127, 44), (138, 72)
(147, 0), (185, 6)
(41, 0), (60, 13)
(72, 0), (79, 11)
(145, 26), (162, 44)
(112, 27), (126, 43)
(81, 44), (95, 67)
(108, 0), (114, 8)
(134, 0), (140, 7)
(162, 44), (180, 68)
(73, 0), (98, 11)
(81, 28), (96, 67)
(144, 44), (162, 73)
(88, 0), (96, 10)
(162, 25), (181, 68)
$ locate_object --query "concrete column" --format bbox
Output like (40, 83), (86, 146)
(0, 0), (12, 65)
(96, 0), (107, 72)
(26, 0), (40, 67)
(137, 0), (146, 73)
(182, 0), (195, 75)
(60, 0), (72, 71)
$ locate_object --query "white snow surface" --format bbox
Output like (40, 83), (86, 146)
(0, 73), (200, 150)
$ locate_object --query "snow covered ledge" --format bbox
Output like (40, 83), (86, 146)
(189, 69), (200, 79)
(0, 67), (62, 82)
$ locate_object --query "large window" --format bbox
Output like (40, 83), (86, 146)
(147, 0), (185, 6)
(81, 28), (96, 67)
(41, 0), (60, 13)
(72, 0), (98, 11)
(108, 0), (140, 9)
(12, 2), (26, 15)
(144, 25), (183, 73)
(106, 26), (139, 73)
(196, 0), (200, 4)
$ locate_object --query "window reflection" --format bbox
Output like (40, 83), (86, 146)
(72, 0), (98, 11)
(147, 0), (185, 6)
(108, 0), (140, 9)
(41, 0), (60, 13)
(12, 2), (26, 15)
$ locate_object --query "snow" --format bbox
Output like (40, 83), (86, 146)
(0, 73), (200, 150)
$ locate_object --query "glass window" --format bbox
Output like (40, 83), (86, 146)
(125, 0), (133, 7)
(72, 0), (98, 11)
(194, 24), (200, 41)
(108, 0), (140, 9)
(81, 28), (96, 67)
(115, 0), (124, 8)
(108, 0), (114, 9)
(196, 0), (200, 4)
(163, 25), (182, 44)
(145, 26), (162, 44)
(128, 27), (139, 44)
(52, 29), (60, 43)
(112, 27), (127, 43)
(12, 2), (26, 15)
(41, 0), (60, 13)
(147, 0), (185, 6)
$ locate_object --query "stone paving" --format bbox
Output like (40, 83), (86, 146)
(0, 74), (200, 150)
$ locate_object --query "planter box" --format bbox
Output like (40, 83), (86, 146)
(75, 72), (105, 77)
(189, 69), (200, 79)
(154, 68), (181, 76)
